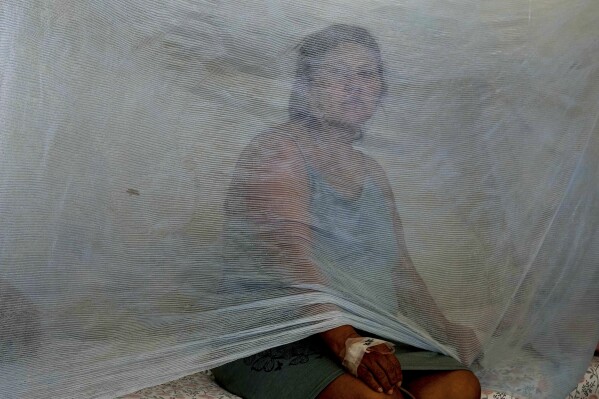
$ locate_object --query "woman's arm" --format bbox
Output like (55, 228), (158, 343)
(366, 158), (480, 363)
(229, 130), (323, 285)
(364, 158), (441, 319)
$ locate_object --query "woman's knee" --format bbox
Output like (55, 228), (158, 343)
(404, 369), (480, 399)
(317, 373), (406, 399)
(444, 370), (481, 399)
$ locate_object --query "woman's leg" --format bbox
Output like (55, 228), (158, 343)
(317, 373), (406, 399)
(317, 370), (480, 399)
(403, 370), (481, 399)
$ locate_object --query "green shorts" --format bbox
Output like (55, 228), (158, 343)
(212, 334), (467, 399)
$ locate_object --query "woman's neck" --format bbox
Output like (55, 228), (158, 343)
(314, 120), (362, 147)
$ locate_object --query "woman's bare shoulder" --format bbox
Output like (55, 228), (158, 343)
(244, 122), (307, 163)
(363, 155), (394, 196)
(362, 155), (387, 179)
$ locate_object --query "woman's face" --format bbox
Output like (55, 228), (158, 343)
(309, 42), (384, 127)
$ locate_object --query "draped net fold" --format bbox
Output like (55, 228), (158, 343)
(1, 1), (599, 398)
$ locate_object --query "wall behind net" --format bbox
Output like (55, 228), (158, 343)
(1, 1), (598, 398)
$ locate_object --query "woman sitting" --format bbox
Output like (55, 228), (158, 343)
(213, 24), (481, 399)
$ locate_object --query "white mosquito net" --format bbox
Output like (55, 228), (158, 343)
(1, 1), (598, 398)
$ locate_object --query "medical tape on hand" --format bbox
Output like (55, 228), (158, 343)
(341, 337), (395, 376)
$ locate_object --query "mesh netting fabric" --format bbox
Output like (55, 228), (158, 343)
(1, 1), (599, 398)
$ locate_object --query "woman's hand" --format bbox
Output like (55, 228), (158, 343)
(320, 326), (403, 394)
(354, 343), (403, 394)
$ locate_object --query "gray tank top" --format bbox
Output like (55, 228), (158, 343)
(306, 164), (400, 314)
(222, 139), (400, 315)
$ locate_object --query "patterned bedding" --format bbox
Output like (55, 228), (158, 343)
(120, 356), (599, 399)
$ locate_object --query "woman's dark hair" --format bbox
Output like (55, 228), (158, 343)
(288, 24), (387, 121)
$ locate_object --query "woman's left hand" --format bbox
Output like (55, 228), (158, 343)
(354, 343), (403, 394)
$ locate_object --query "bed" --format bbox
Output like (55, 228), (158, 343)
(120, 356), (599, 399)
